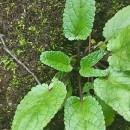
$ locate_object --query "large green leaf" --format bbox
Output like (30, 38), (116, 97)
(64, 96), (105, 130)
(107, 25), (130, 71)
(103, 6), (130, 41)
(40, 51), (72, 72)
(12, 79), (67, 130)
(97, 97), (115, 126)
(79, 50), (109, 77)
(94, 69), (130, 121)
(63, 0), (96, 40)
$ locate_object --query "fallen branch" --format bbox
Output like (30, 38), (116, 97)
(0, 34), (41, 85)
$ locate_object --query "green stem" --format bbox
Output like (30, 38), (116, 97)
(77, 42), (83, 102)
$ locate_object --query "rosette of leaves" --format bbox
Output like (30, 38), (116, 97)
(11, 1), (130, 130)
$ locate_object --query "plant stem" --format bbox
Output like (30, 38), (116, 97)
(88, 33), (92, 54)
(77, 42), (83, 102)
(88, 34), (92, 82)
(0, 34), (41, 85)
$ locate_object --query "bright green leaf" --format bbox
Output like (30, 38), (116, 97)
(107, 25), (130, 71)
(40, 51), (72, 72)
(103, 5), (130, 41)
(94, 69), (130, 122)
(97, 97), (115, 126)
(64, 96), (105, 130)
(97, 41), (107, 50)
(80, 67), (109, 77)
(80, 50), (106, 67)
(63, 0), (96, 40)
(79, 50), (109, 77)
(12, 79), (67, 130)
(91, 39), (96, 45)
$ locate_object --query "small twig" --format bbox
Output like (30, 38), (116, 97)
(0, 34), (41, 85)
(77, 42), (83, 103)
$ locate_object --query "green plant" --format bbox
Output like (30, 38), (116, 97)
(9, 0), (130, 129)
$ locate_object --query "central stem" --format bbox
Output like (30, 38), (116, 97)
(77, 42), (83, 102)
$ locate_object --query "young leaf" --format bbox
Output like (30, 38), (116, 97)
(97, 97), (115, 126)
(107, 25), (130, 71)
(97, 41), (107, 50)
(40, 51), (72, 72)
(103, 5), (130, 41)
(94, 69), (130, 122)
(63, 0), (96, 40)
(91, 39), (96, 45)
(64, 96), (105, 130)
(79, 50), (109, 77)
(12, 79), (67, 130)
(83, 82), (93, 94)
